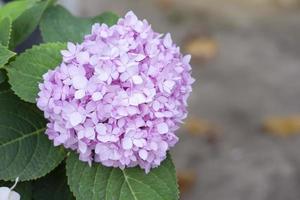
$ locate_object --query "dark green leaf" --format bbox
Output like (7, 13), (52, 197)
(0, 44), (15, 68)
(0, 180), (32, 200)
(7, 43), (65, 103)
(0, 69), (7, 84)
(9, 0), (50, 49)
(0, 17), (12, 47)
(66, 153), (179, 200)
(0, 85), (67, 181)
(33, 164), (75, 200)
(40, 5), (119, 43)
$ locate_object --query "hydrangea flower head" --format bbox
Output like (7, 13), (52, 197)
(37, 11), (194, 172)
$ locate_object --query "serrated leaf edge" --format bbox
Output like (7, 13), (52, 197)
(6, 42), (66, 103)
(66, 153), (179, 200)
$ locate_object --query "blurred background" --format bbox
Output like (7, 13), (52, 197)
(4, 0), (300, 199)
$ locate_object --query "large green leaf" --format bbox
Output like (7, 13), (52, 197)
(9, 0), (50, 49)
(66, 153), (179, 200)
(0, 17), (12, 47)
(40, 5), (119, 43)
(0, 44), (15, 68)
(0, 180), (32, 200)
(33, 164), (75, 200)
(7, 43), (65, 103)
(0, 83), (66, 181)
(0, 0), (37, 22)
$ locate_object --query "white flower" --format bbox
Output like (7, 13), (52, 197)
(0, 178), (20, 200)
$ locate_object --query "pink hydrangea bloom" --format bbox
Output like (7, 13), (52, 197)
(37, 11), (194, 172)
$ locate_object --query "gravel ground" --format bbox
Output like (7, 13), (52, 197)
(60, 1), (300, 199)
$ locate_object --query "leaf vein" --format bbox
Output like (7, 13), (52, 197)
(122, 170), (138, 200)
(0, 127), (45, 148)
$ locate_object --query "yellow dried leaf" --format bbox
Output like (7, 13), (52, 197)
(184, 117), (219, 136)
(263, 116), (300, 137)
(184, 37), (217, 61)
(177, 170), (197, 193)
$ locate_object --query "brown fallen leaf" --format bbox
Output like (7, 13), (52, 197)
(263, 116), (300, 137)
(184, 117), (220, 135)
(184, 37), (217, 61)
(177, 170), (197, 193)
(184, 117), (221, 144)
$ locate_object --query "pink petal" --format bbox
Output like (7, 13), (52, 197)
(152, 101), (160, 111)
(132, 75), (143, 84)
(120, 72), (130, 82)
(163, 33), (172, 48)
(122, 137), (133, 150)
(85, 127), (95, 140)
(72, 75), (88, 89)
(139, 149), (148, 160)
(92, 92), (103, 101)
(74, 89), (85, 99)
(134, 54), (146, 61)
(78, 141), (87, 153)
(69, 112), (82, 126)
(97, 70), (109, 81)
(183, 54), (191, 64)
(150, 142), (158, 151)
(67, 42), (76, 53)
(117, 107), (128, 116)
(129, 93), (146, 106)
(163, 80), (175, 93)
(95, 123), (107, 135)
(133, 139), (146, 147)
(157, 122), (169, 134)
(76, 52), (90, 64)
(77, 130), (85, 140)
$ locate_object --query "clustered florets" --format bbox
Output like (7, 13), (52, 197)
(37, 11), (194, 172)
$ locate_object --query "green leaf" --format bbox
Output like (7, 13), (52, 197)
(92, 11), (119, 26)
(0, 180), (32, 200)
(0, 17), (12, 47)
(7, 42), (65, 103)
(66, 153), (179, 200)
(0, 73), (4, 84)
(0, 44), (15, 68)
(9, 0), (50, 49)
(0, 69), (7, 84)
(40, 5), (119, 43)
(0, 0), (37, 22)
(0, 85), (67, 181)
(33, 164), (75, 200)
